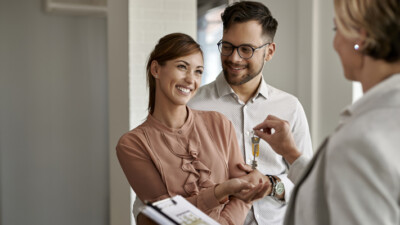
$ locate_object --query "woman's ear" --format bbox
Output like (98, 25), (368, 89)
(356, 29), (367, 49)
(150, 60), (160, 78)
(264, 42), (276, 61)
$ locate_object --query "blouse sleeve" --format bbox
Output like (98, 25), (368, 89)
(116, 134), (170, 202)
(116, 130), (231, 216)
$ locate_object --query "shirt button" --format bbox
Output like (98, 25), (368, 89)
(255, 214), (260, 219)
(177, 130), (182, 134)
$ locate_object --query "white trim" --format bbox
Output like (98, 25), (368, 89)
(43, 0), (107, 17)
(311, 0), (320, 147)
(107, 0), (131, 225)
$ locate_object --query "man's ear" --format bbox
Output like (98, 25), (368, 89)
(264, 42), (276, 61)
(150, 60), (160, 78)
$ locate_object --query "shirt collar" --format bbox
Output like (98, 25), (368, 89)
(257, 76), (269, 100)
(146, 106), (194, 133)
(340, 73), (400, 119)
(215, 72), (234, 97)
(215, 71), (269, 100)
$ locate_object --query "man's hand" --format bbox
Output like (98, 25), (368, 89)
(253, 114), (301, 164)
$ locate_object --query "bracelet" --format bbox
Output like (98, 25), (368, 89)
(267, 175), (275, 197)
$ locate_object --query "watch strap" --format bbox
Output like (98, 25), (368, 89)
(267, 175), (276, 197)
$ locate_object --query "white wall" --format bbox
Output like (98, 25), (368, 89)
(312, 0), (352, 144)
(0, 0), (109, 224)
(129, 0), (197, 130)
(260, 0), (299, 97)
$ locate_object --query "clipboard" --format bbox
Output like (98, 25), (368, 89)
(141, 195), (220, 225)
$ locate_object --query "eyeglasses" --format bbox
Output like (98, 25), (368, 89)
(217, 40), (271, 59)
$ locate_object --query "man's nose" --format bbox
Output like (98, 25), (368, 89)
(228, 48), (243, 62)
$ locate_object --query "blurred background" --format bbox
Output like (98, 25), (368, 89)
(0, 0), (359, 224)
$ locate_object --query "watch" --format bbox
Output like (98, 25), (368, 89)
(274, 178), (285, 196)
(267, 175), (285, 200)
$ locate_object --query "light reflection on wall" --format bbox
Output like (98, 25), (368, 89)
(197, 5), (226, 85)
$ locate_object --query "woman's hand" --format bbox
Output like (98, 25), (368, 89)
(234, 164), (272, 202)
(214, 178), (254, 203)
(214, 176), (270, 204)
(253, 114), (301, 164)
(231, 179), (270, 203)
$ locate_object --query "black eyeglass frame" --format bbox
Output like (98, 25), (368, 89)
(217, 40), (271, 59)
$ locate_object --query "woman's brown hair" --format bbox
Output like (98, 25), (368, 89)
(146, 33), (203, 114)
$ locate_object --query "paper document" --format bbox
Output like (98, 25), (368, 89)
(141, 195), (220, 225)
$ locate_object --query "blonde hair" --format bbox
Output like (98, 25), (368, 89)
(334, 0), (400, 61)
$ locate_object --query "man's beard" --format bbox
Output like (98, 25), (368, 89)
(222, 60), (264, 86)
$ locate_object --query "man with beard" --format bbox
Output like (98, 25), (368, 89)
(188, 2), (313, 225)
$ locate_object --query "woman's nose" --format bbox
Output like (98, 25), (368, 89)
(184, 71), (195, 83)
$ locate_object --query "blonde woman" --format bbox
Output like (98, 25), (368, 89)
(253, 0), (400, 224)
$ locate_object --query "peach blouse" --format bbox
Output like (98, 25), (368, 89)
(116, 108), (250, 225)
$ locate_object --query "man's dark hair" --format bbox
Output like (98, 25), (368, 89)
(221, 1), (278, 41)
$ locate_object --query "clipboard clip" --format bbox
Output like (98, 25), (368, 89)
(144, 199), (179, 225)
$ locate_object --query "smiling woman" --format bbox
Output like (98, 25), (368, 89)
(116, 33), (270, 225)
(146, 33), (204, 116)
(150, 52), (204, 127)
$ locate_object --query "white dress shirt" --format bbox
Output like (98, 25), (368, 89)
(188, 72), (313, 225)
(285, 73), (400, 225)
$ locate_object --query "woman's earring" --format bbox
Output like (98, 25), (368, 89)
(154, 74), (158, 78)
(354, 44), (360, 50)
